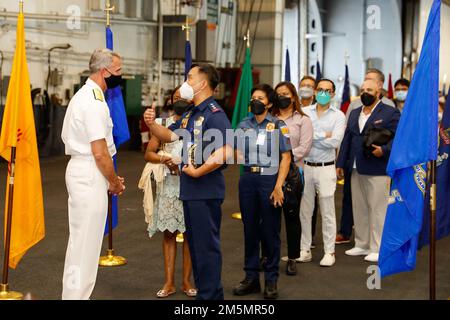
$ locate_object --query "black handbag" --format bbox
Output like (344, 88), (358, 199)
(363, 125), (394, 157)
(273, 120), (303, 213)
(282, 154), (303, 215)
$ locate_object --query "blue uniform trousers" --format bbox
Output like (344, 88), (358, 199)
(339, 165), (354, 238)
(239, 173), (282, 282)
(183, 200), (224, 300)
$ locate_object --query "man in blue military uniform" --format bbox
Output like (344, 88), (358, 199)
(144, 64), (232, 300)
(233, 84), (292, 299)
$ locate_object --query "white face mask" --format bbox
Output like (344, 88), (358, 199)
(299, 87), (314, 99)
(180, 82), (195, 101)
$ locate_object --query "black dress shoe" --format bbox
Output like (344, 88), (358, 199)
(233, 278), (261, 296)
(264, 281), (278, 299)
(286, 259), (297, 276)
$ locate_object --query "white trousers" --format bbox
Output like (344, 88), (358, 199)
(351, 172), (390, 254)
(62, 157), (108, 300)
(300, 164), (337, 254)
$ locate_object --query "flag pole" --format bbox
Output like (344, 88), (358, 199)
(429, 160), (437, 300)
(232, 29), (251, 221)
(0, 0), (24, 301)
(338, 50), (350, 187)
(99, 0), (126, 267)
(182, 16), (191, 42)
(175, 17), (193, 242)
(0, 148), (22, 300)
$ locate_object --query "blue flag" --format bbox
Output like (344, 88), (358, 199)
(105, 26), (131, 234)
(316, 60), (322, 80)
(420, 95), (450, 247)
(379, 0), (440, 278)
(185, 40), (192, 80)
(285, 48), (291, 82)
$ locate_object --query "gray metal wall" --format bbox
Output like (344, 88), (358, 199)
(320, 0), (403, 88)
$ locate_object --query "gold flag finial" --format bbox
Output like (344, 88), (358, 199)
(19, 0), (24, 13)
(104, 0), (115, 27)
(345, 50), (350, 64)
(182, 16), (191, 42)
(244, 29), (251, 48)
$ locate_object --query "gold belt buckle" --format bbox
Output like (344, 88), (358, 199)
(250, 167), (260, 173)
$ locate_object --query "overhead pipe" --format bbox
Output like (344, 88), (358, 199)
(1, 2), (202, 103)
(0, 5), (201, 28)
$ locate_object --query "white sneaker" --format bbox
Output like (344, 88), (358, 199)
(345, 247), (370, 256)
(320, 253), (336, 267)
(364, 253), (379, 263)
(299, 250), (312, 263)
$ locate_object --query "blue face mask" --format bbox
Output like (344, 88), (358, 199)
(395, 90), (408, 102)
(316, 91), (331, 106)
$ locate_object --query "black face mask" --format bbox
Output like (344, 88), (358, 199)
(105, 73), (123, 89)
(173, 100), (191, 116)
(250, 100), (267, 115)
(361, 93), (376, 107)
(278, 96), (292, 109)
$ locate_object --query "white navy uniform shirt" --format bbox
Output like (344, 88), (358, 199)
(303, 104), (346, 163)
(62, 79), (117, 157)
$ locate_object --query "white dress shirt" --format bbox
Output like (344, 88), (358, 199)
(303, 104), (346, 163)
(62, 79), (117, 157)
(354, 101), (381, 168)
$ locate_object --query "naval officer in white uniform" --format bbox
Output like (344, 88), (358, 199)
(61, 49), (126, 300)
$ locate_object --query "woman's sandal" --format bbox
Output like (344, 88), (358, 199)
(182, 288), (198, 298)
(156, 289), (176, 298)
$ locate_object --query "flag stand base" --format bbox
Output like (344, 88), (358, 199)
(231, 212), (242, 220)
(99, 249), (127, 267)
(0, 284), (22, 300)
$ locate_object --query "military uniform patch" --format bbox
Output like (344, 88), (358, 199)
(195, 117), (205, 127)
(209, 104), (221, 113)
(181, 118), (189, 129)
(281, 127), (290, 137)
(93, 89), (104, 102)
(266, 123), (275, 132)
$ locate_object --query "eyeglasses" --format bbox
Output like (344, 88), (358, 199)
(317, 89), (333, 95)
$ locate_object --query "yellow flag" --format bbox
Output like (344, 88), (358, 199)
(0, 11), (45, 269)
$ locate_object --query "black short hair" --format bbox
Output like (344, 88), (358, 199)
(170, 85), (182, 104)
(394, 78), (411, 88)
(191, 63), (220, 90)
(300, 75), (316, 85)
(251, 84), (277, 106)
(316, 78), (336, 93)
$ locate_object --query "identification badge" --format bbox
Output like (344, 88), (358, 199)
(257, 133), (266, 146)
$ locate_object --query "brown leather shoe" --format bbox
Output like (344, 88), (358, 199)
(335, 234), (351, 244)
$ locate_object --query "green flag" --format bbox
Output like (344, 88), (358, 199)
(232, 47), (253, 129)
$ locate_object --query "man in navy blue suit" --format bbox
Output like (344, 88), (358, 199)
(336, 79), (400, 263)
